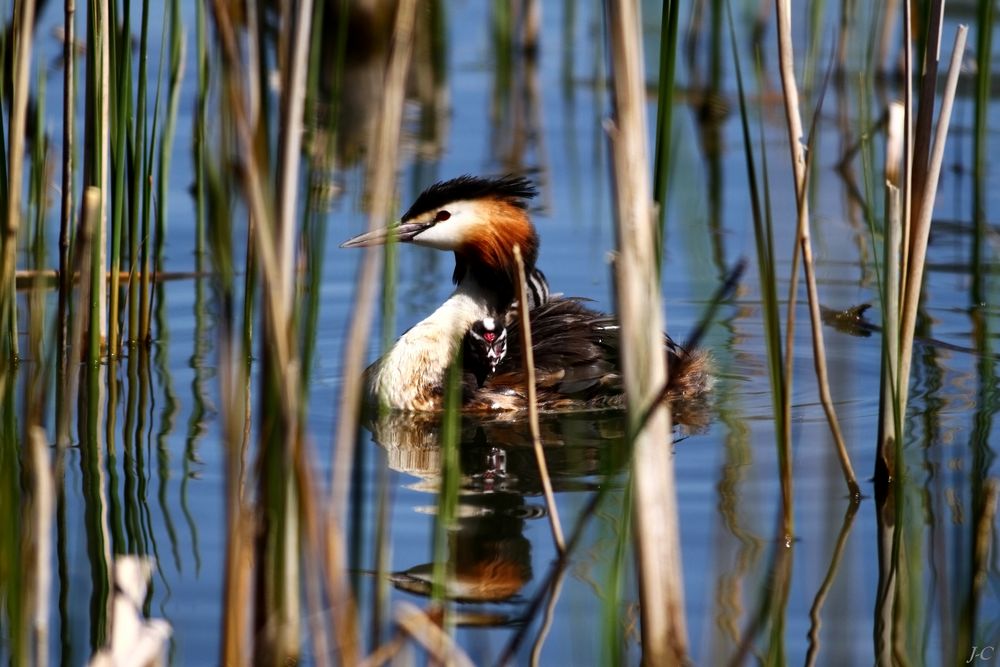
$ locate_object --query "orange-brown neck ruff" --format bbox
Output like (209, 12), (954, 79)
(452, 199), (538, 310)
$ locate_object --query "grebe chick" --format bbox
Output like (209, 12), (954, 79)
(464, 267), (549, 387)
(465, 316), (509, 387)
(341, 174), (712, 412)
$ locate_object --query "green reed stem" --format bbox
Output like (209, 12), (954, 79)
(430, 356), (461, 623)
(0, 380), (26, 664)
(57, 0), (77, 427)
(83, 0), (108, 365)
(156, 0), (184, 280)
(26, 64), (49, 425)
(136, 0), (152, 343)
(972, 0), (993, 259)
(107, 0), (130, 357)
(727, 3), (789, 529)
(652, 0), (678, 268)
(602, 480), (632, 667)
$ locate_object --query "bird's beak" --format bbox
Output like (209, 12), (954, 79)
(340, 221), (429, 248)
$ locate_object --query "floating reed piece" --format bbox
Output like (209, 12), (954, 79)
(513, 244), (565, 554)
(604, 0), (687, 663)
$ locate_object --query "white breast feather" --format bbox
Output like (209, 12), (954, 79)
(370, 287), (491, 410)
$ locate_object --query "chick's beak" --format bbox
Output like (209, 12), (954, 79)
(340, 221), (429, 248)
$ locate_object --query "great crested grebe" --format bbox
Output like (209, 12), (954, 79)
(341, 175), (712, 412)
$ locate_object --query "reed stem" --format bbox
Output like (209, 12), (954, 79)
(1, 0), (38, 360)
(605, 0), (687, 661)
(330, 0), (417, 517)
(774, 0), (857, 498)
(513, 244), (565, 554)
(895, 25), (968, 449)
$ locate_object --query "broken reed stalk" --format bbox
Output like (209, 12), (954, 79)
(513, 244), (565, 554)
(605, 0), (687, 662)
(893, 25), (967, 444)
(774, 0), (858, 498)
(15, 269), (208, 290)
(1, 0), (38, 359)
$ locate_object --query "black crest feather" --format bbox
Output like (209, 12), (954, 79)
(401, 174), (537, 221)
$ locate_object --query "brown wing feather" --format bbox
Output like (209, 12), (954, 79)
(479, 297), (699, 408)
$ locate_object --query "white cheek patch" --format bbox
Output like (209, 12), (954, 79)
(409, 201), (482, 250)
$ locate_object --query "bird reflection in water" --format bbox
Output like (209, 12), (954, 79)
(365, 408), (709, 624)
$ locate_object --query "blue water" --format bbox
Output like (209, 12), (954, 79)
(16, 0), (1000, 664)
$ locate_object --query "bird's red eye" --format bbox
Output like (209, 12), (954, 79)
(435, 210), (451, 222)
(483, 332), (496, 343)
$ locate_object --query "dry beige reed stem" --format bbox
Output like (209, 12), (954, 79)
(30, 427), (54, 667)
(218, 338), (253, 667)
(878, 103), (904, 457)
(774, 0), (857, 497)
(394, 602), (475, 667)
(895, 25), (968, 435)
(276, 0), (315, 306)
(59, 0), (76, 345)
(513, 244), (565, 554)
(57, 188), (101, 446)
(327, 0), (417, 662)
(208, 0), (295, 388)
(973, 481), (998, 595)
(605, 0), (687, 662)
(1, 0), (38, 358)
(330, 0), (416, 511)
(357, 634), (407, 667)
(98, 0), (110, 344)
